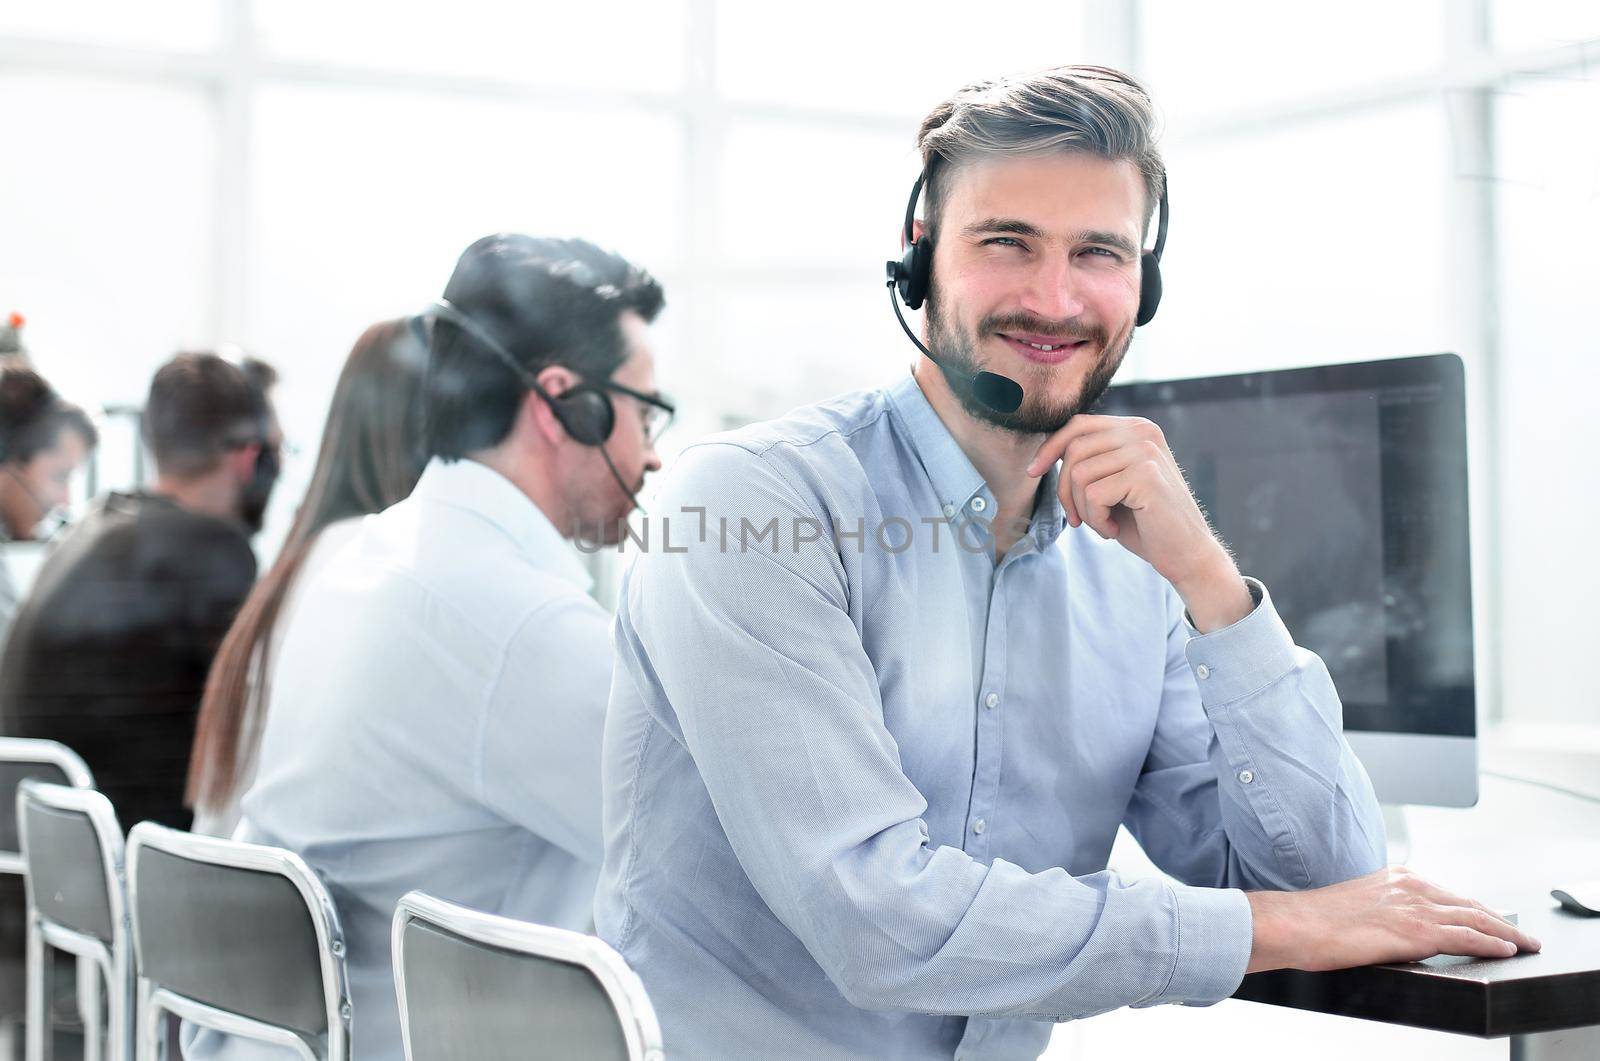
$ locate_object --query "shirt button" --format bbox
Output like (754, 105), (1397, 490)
(970, 497), (988, 512)
(1238, 769), (1255, 784)
(972, 818), (986, 834)
(984, 692), (999, 710)
(1195, 664), (1211, 680)
(942, 503), (956, 518)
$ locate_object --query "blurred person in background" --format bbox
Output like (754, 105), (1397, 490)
(185, 234), (670, 1061)
(0, 362), (97, 1054)
(186, 318), (429, 837)
(0, 366), (98, 645)
(0, 352), (280, 831)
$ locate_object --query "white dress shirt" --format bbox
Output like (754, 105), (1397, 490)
(184, 457), (613, 1061)
(190, 515), (362, 840)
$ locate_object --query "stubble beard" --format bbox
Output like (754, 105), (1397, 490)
(924, 287), (1133, 435)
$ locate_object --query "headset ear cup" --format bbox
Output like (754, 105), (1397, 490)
(1136, 251), (1163, 327)
(892, 245), (916, 305)
(897, 235), (934, 312)
(551, 387), (615, 447)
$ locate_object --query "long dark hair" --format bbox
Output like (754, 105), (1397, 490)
(187, 319), (429, 816)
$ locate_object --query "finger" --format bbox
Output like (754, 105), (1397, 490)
(1049, 426), (1146, 520)
(1431, 924), (1521, 960)
(1027, 423), (1076, 478)
(1419, 886), (1542, 949)
(1416, 883), (1482, 911)
(1064, 448), (1137, 529)
(1082, 468), (1139, 539)
(1027, 414), (1134, 476)
(1430, 904), (1542, 952)
(1058, 432), (1139, 527)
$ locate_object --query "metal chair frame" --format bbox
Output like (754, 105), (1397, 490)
(391, 891), (664, 1061)
(0, 739), (93, 875)
(16, 780), (130, 1061)
(125, 823), (351, 1061)
(2, 739), (96, 1061)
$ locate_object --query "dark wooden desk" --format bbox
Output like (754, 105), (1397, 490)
(1234, 899), (1600, 1057)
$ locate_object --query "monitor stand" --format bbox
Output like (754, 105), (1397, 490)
(1383, 804), (1411, 865)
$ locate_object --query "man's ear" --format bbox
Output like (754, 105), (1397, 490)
(908, 218), (927, 246)
(227, 442), (261, 483)
(519, 388), (566, 447)
(522, 364), (580, 446)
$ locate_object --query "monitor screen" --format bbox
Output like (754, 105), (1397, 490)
(1097, 353), (1474, 738)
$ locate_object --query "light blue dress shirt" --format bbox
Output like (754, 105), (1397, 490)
(595, 372), (1387, 1060)
(186, 458), (613, 1061)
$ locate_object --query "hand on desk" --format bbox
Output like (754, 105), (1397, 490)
(1244, 866), (1543, 973)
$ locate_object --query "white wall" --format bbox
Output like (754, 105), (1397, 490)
(1, 1), (1595, 722)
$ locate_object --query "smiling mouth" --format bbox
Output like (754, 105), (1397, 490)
(994, 332), (1093, 364)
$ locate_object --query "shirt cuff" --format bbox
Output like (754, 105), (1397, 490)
(1143, 882), (1253, 1008)
(1182, 577), (1298, 706)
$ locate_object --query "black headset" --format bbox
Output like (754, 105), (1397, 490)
(425, 298), (619, 447)
(421, 298), (648, 510)
(885, 160), (1170, 413)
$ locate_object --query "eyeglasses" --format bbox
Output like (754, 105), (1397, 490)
(600, 380), (676, 445)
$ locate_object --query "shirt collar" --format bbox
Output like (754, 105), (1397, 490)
(886, 372), (1068, 551)
(886, 372), (987, 518)
(409, 457), (593, 593)
(1030, 465), (1066, 549)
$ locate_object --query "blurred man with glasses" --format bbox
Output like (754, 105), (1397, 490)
(186, 234), (669, 1061)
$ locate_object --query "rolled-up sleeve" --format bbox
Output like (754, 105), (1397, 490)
(1123, 577), (1388, 898)
(621, 442), (1259, 1020)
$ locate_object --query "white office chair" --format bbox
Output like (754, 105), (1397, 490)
(391, 891), (664, 1061)
(16, 780), (131, 1061)
(1, 739), (95, 1061)
(0, 740), (93, 878)
(125, 824), (350, 1061)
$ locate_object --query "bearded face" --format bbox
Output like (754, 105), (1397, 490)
(917, 152), (1150, 434)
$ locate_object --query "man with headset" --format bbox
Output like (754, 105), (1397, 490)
(0, 365), (98, 644)
(1, 351), (277, 832)
(186, 234), (671, 1061)
(596, 67), (1537, 1059)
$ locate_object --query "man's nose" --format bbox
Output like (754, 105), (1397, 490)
(1022, 252), (1087, 322)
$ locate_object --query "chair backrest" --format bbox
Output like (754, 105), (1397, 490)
(16, 780), (133, 1061)
(0, 737), (93, 871)
(126, 822), (350, 1060)
(0, 738), (94, 1023)
(391, 891), (664, 1061)
(17, 780), (124, 946)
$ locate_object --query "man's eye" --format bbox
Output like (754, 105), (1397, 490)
(1085, 247), (1121, 259)
(983, 237), (1024, 249)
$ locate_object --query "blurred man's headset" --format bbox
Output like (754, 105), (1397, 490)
(417, 298), (673, 510)
(884, 160), (1170, 414)
(0, 378), (74, 541)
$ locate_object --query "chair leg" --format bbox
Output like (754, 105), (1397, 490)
(108, 958), (129, 1061)
(76, 959), (99, 1061)
(132, 989), (160, 1061)
(24, 918), (50, 1061)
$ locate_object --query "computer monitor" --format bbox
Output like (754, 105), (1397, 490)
(1098, 353), (1477, 807)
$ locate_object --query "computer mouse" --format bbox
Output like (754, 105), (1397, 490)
(1551, 881), (1600, 916)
